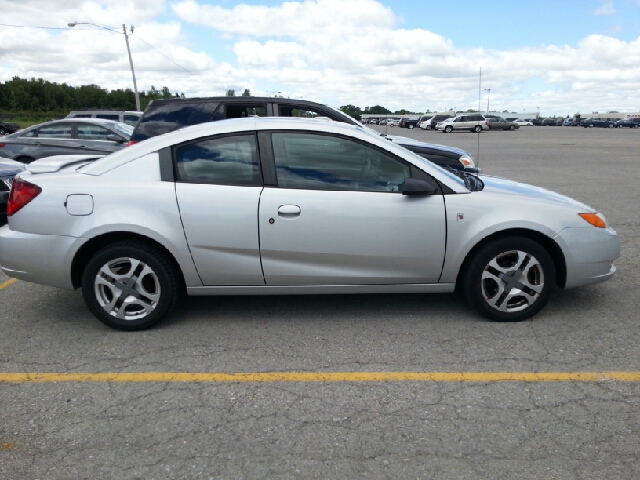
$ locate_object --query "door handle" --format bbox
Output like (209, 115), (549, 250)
(277, 204), (301, 216)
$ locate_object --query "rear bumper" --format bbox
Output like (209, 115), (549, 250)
(0, 226), (77, 289)
(555, 226), (620, 289)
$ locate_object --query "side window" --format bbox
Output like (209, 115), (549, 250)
(175, 134), (262, 186)
(123, 115), (140, 126)
(271, 132), (410, 193)
(225, 104), (267, 119)
(96, 114), (120, 121)
(77, 124), (111, 140)
(278, 106), (322, 119)
(71, 114), (92, 118)
(37, 123), (73, 139)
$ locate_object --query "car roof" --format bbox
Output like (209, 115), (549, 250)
(146, 96), (333, 108)
(80, 117), (469, 193)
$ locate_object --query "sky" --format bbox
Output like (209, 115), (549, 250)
(1, 0), (640, 116)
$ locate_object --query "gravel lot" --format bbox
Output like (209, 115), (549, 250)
(1, 125), (639, 479)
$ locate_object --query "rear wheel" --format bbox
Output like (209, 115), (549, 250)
(426, 125), (432, 130)
(509, 125), (515, 130)
(0, 127), (6, 135)
(473, 125), (482, 133)
(408, 124), (414, 129)
(463, 236), (555, 322)
(81, 241), (181, 330)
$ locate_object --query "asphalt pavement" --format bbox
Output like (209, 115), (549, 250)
(1, 125), (639, 479)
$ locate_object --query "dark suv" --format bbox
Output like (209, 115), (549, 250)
(0, 117), (20, 136)
(129, 97), (359, 144)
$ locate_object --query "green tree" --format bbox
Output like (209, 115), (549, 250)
(241, 89), (251, 96)
(338, 104), (362, 120)
(226, 89), (236, 96)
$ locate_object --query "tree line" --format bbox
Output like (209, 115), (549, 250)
(0, 77), (185, 117)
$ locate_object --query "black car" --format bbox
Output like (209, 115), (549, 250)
(0, 158), (25, 226)
(614, 118), (640, 128)
(399, 118), (419, 129)
(384, 136), (479, 172)
(129, 97), (359, 144)
(0, 118), (133, 164)
(581, 118), (615, 128)
(531, 118), (543, 126)
(0, 117), (20, 136)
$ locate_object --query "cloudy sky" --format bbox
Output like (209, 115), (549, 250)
(1, 0), (640, 115)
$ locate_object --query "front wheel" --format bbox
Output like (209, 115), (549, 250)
(462, 237), (555, 322)
(408, 124), (414, 129)
(426, 125), (432, 130)
(444, 125), (453, 133)
(509, 125), (515, 130)
(0, 127), (6, 136)
(608, 123), (614, 128)
(81, 241), (181, 330)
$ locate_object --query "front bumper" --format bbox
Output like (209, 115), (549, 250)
(555, 226), (620, 289)
(0, 226), (78, 289)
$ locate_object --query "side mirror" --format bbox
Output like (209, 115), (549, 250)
(106, 135), (125, 143)
(402, 178), (438, 196)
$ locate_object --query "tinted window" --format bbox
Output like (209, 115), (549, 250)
(278, 106), (321, 119)
(96, 114), (120, 121)
(272, 132), (410, 193)
(37, 123), (73, 139)
(77, 124), (111, 140)
(123, 115), (140, 126)
(225, 104), (267, 119)
(175, 134), (262, 186)
(71, 114), (92, 118)
(132, 102), (218, 141)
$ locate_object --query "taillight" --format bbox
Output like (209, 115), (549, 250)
(0, 143), (6, 147)
(125, 140), (138, 147)
(7, 178), (42, 216)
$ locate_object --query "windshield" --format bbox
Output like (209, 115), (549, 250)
(106, 122), (134, 138)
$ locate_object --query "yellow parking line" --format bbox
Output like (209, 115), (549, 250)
(1, 371), (640, 383)
(0, 278), (17, 290)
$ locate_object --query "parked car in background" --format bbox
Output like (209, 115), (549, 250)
(416, 115), (433, 129)
(385, 136), (479, 172)
(0, 118), (133, 164)
(0, 117), (20, 136)
(387, 119), (399, 127)
(421, 114), (455, 130)
(563, 118), (581, 126)
(66, 110), (142, 126)
(614, 118), (640, 128)
(0, 117), (619, 330)
(515, 119), (534, 126)
(581, 118), (615, 128)
(418, 117), (434, 129)
(541, 119), (557, 126)
(436, 114), (488, 133)
(399, 118), (419, 129)
(0, 158), (25, 226)
(485, 116), (519, 130)
(530, 118), (543, 126)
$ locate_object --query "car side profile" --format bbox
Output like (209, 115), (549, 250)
(485, 117), (519, 131)
(436, 114), (489, 133)
(0, 118), (133, 164)
(581, 118), (615, 128)
(0, 118), (619, 330)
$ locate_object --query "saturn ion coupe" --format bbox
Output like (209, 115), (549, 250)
(0, 118), (619, 330)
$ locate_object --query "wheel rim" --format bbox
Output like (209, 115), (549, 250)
(481, 250), (544, 313)
(94, 257), (161, 320)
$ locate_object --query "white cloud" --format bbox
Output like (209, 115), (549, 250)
(595, 2), (616, 15)
(1, 0), (639, 115)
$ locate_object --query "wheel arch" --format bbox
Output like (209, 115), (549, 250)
(71, 231), (187, 291)
(455, 228), (567, 291)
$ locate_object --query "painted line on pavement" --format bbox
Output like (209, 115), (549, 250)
(0, 278), (17, 290)
(1, 372), (640, 383)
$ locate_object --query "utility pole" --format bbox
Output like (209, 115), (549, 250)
(123, 24), (140, 111)
(485, 88), (491, 113)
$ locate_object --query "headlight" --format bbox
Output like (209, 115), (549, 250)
(459, 154), (476, 169)
(578, 212), (607, 228)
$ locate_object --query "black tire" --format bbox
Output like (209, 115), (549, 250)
(444, 125), (453, 133)
(0, 127), (6, 136)
(81, 241), (181, 331)
(408, 124), (414, 129)
(473, 125), (482, 133)
(509, 125), (515, 130)
(462, 236), (556, 322)
(608, 123), (614, 128)
(426, 125), (432, 130)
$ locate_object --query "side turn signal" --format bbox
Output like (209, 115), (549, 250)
(578, 213), (606, 228)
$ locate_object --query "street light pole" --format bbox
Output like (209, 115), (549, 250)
(122, 24), (140, 111)
(484, 88), (491, 113)
(67, 22), (140, 111)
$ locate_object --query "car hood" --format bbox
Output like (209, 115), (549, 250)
(479, 175), (593, 210)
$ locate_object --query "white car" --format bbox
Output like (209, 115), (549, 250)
(418, 117), (434, 130)
(0, 118), (619, 330)
(514, 119), (534, 126)
(436, 114), (489, 133)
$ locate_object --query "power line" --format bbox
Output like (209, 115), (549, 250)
(0, 23), (68, 30)
(131, 33), (194, 75)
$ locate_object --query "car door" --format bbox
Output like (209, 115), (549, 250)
(30, 122), (80, 158)
(258, 131), (447, 286)
(173, 133), (265, 286)
(76, 123), (125, 154)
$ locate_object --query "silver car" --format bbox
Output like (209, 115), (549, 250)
(0, 118), (619, 330)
